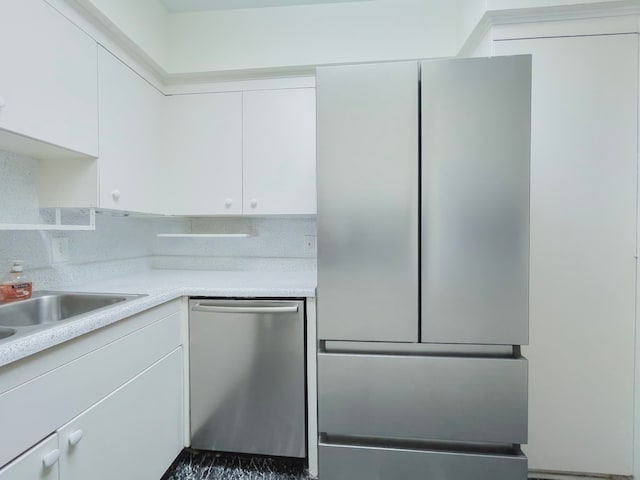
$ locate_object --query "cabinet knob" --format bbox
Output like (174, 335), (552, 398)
(111, 190), (121, 201)
(42, 449), (60, 468)
(225, 198), (233, 208)
(250, 198), (258, 208)
(68, 429), (84, 446)
(0, 96), (5, 109)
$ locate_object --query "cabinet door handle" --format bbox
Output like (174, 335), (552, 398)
(42, 449), (60, 468)
(68, 429), (84, 446)
(111, 190), (121, 201)
(250, 198), (258, 208)
(225, 198), (233, 208)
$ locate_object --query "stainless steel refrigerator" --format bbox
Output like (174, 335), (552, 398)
(316, 56), (531, 479)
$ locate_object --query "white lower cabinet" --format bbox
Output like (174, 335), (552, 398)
(58, 349), (183, 480)
(0, 434), (59, 480)
(0, 349), (183, 480)
(0, 301), (186, 479)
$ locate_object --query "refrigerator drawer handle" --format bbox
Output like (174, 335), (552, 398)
(191, 304), (299, 314)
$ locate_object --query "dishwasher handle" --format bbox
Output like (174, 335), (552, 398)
(191, 303), (299, 314)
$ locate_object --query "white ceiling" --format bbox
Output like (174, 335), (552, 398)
(159, 0), (373, 12)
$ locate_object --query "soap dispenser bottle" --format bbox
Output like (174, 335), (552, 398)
(0, 261), (33, 303)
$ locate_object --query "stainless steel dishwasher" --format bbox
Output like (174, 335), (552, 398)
(189, 298), (306, 458)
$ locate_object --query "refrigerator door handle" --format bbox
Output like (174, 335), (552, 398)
(191, 303), (299, 314)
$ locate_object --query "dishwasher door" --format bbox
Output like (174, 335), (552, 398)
(189, 299), (306, 458)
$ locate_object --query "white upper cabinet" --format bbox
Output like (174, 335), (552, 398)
(98, 47), (163, 213)
(0, 0), (98, 158)
(243, 89), (316, 215)
(163, 93), (243, 215)
(161, 88), (316, 216)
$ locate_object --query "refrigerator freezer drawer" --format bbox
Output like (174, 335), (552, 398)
(319, 443), (527, 480)
(318, 353), (527, 444)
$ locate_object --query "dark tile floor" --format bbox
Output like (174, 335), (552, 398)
(162, 450), (309, 480)
(163, 449), (545, 480)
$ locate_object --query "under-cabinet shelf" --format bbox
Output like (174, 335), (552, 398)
(156, 233), (251, 238)
(0, 208), (96, 231)
(156, 217), (253, 239)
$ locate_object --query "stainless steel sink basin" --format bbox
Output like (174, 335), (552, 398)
(0, 291), (145, 340)
(0, 327), (15, 340)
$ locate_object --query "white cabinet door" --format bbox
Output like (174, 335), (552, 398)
(0, 434), (59, 480)
(98, 47), (163, 213)
(243, 89), (316, 215)
(494, 34), (638, 476)
(58, 349), (184, 480)
(163, 93), (243, 215)
(162, 88), (314, 216)
(0, 0), (98, 157)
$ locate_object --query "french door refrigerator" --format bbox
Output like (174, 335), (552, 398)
(316, 56), (531, 479)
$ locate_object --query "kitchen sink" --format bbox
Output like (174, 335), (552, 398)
(0, 291), (145, 340)
(0, 328), (15, 340)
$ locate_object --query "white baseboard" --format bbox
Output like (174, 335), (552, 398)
(530, 471), (631, 480)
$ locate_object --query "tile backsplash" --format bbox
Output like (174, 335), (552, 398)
(0, 149), (317, 288)
(0, 150), (42, 224)
(152, 217), (317, 259)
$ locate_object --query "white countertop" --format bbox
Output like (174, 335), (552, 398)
(0, 269), (316, 368)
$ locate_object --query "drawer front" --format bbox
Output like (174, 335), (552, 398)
(0, 434), (59, 477)
(318, 353), (527, 444)
(319, 443), (527, 480)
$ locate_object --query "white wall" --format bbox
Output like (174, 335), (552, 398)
(456, 0), (631, 54)
(488, 0), (626, 9)
(71, 0), (633, 76)
(83, 0), (457, 75)
(78, 0), (169, 67)
(456, 0), (486, 51)
(165, 0), (457, 74)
